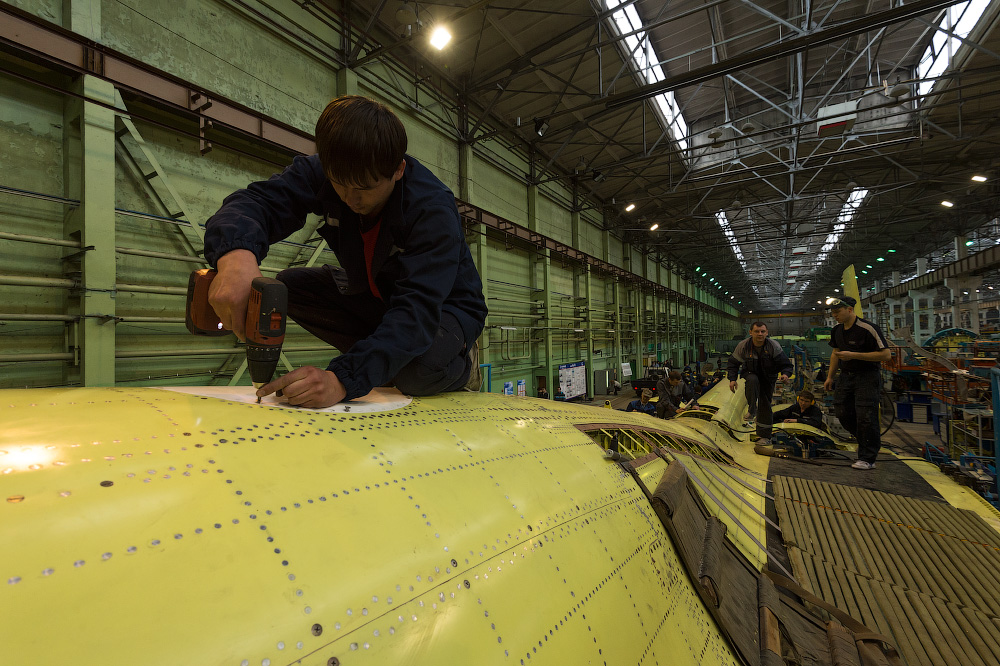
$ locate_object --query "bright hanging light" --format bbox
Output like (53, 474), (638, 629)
(941, 200), (954, 207)
(965, 239), (974, 246)
(430, 26), (452, 49)
(876, 257), (884, 262)
(972, 175), (987, 182)
(625, 203), (636, 212)
(649, 223), (659, 231)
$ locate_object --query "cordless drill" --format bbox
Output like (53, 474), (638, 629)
(186, 268), (288, 401)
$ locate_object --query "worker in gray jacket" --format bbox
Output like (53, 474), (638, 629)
(727, 321), (793, 446)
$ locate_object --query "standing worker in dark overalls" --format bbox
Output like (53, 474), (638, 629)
(823, 296), (891, 470)
(727, 321), (793, 447)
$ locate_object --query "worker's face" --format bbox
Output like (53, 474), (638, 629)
(330, 160), (405, 218)
(750, 325), (768, 345)
(830, 305), (852, 324)
(796, 396), (813, 412)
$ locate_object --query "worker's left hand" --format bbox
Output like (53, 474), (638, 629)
(783, 418), (797, 423)
(834, 350), (858, 361)
(257, 366), (347, 408)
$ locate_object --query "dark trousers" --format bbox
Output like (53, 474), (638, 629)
(656, 399), (677, 419)
(833, 369), (882, 464)
(744, 373), (776, 439)
(277, 265), (472, 396)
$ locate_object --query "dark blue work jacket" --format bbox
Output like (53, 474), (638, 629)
(204, 154), (487, 400)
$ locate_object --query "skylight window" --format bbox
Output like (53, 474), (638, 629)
(716, 211), (746, 269)
(816, 188), (868, 263)
(605, 0), (689, 155)
(916, 0), (991, 98)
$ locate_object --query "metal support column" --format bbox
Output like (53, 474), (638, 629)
(64, 75), (117, 386)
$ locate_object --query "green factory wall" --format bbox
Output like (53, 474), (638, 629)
(0, 0), (739, 395)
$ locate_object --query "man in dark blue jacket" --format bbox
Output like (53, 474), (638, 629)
(727, 322), (793, 446)
(773, 390), (825, 428)
(204, 96), (487, 408)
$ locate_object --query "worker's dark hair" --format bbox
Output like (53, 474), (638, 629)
(750, 321), (768, 330)
(641, 389), (653, 399)
(797, 390), (815, 401)
(668, 370), (682, 380)
(315, 96), (407, 187)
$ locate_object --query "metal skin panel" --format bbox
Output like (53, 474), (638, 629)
(1, 387), (740, 666)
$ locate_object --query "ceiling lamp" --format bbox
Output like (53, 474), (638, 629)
(429, 25), (452, 49)
(972, 175), (988, 182)
(625, 203), (636, 212)
(707, 126), (724, 140)
(533, 118), (548, 137)
(888, 80), (909, 98)
(740, 120), (755, 133)
(941, 200), (954, 207)
(649, 223), (659, 231)
(592, 170), (605, 182)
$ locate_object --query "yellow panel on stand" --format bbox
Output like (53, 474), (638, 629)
(1, 388), (740, 665)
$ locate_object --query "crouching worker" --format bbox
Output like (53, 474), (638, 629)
(626, 389), (656, 416)
(656, 370), (695, 419)
(204, 96), (488, 408)
(774, 390), (824, 428)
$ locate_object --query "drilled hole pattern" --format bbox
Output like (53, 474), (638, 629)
(2, 388), (741, 665)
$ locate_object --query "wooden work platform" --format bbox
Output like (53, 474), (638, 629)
(773, 476), (1000, 666)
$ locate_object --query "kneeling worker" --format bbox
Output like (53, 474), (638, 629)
(204, 96), (488, 408)
(774, 390), (824, 429)
(626, 389), (656, 416)
(656, 370), (695, 418)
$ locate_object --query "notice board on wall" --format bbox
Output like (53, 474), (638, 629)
(558, 361), (587, 400)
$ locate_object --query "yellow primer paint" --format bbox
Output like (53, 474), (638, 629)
(1, 387), (741, 666)
(901, 457), (1000, 535)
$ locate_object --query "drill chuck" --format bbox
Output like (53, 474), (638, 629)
(247, 343), (282, 388)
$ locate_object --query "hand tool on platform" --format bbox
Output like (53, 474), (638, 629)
(186, 268), (288, 402)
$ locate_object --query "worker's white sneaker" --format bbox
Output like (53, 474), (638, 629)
(851, 460), (876, 470)
(462, 341), (482, 392)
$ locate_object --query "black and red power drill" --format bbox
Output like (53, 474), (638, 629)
(186, 268), (288, 402)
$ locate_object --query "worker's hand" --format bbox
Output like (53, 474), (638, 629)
(729, 380), (738, 393)
(783, 418), (797, 423)
(258, 366), (347, 408)
(834, 350), (858, 361)
(209, 249), (262, 342)
(823, 376), (834, 392)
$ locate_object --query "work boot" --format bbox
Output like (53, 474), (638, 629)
(462, 341), (482, 392)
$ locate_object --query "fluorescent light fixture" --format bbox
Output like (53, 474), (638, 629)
(877, 257), (884, 262)
(888, 249), (896, 253)
(649, 223), (659, 231)
(533, 118), (549, 137)
(430, 26), (452, 49)
(972, 175), (988, 182)
(965, 239), (974, 246)
(573, 329), (584, 332)
(862, 270), (868, 274)
(625, 203), (636, 212)
(499, 326), (517, 331)
(834, 288), (840, 292)
(941, 200), (954, 207)
(866, 264), (873, 268)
